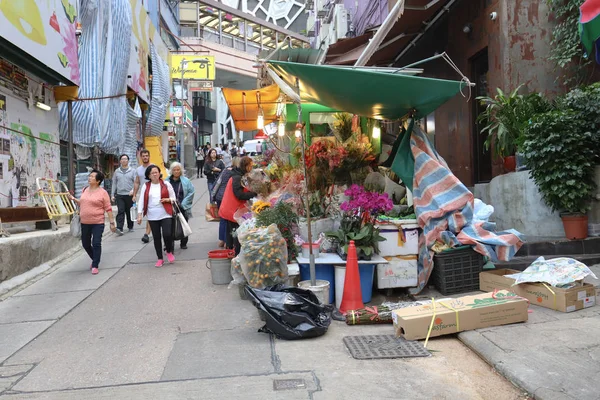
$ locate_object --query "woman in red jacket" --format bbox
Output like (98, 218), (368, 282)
(219, 156), (257, 255)
(136, 165), (177, 267)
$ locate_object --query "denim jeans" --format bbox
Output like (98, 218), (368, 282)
(217, 201), (227, 242)
(81, 223), (105, 268)
(207, 181), (216, 203)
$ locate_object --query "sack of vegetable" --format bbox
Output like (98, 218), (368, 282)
(238, 224), (289, 289)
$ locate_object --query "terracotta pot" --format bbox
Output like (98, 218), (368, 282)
(561, 214), (588, 240)
(503, 156), (516, 173)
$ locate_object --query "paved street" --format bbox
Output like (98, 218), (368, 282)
(0, 178), (527, 399)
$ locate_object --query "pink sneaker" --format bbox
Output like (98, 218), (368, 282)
(166, 252), (175, 264)
(91, 267), (99, 275)
(155, 259), (164, 268)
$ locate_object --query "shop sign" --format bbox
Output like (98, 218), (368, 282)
(170, 106), (183, 118)
(170, 55), (215, 80)
(0, 0), (80, 84)
(185, 106), (193, 127)
(189, 81), (214, 92)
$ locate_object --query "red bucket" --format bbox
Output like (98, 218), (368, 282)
(208, 249), (235, 259)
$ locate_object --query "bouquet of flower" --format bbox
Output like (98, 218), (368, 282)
(242, 168), (272, 197)
(341, 184), (394, 223)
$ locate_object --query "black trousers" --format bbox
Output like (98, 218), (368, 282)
(115, 194), (134, 230)
(196, 160), (204, 177)
(226, 220), (241, 256)
(81, 223), (104, 268)
(149, 218), (173, 260)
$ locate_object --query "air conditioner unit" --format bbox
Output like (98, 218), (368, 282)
(334, 4), (348, 39)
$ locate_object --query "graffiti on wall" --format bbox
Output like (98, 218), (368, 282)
(0, 93), (60, 208)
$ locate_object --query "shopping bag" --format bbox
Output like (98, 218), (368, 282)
(173, 204), (192, 240)
(205, 202), (220, 222)
(70, 213), (81, 238)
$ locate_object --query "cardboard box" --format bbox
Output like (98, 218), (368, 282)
(480, 268), (596, 313)
(392, 290), (529, 340)
(377, 256), (418, 289)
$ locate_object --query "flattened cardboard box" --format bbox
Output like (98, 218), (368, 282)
(480, 268), (596, 313)
(392, 290), (528, 341)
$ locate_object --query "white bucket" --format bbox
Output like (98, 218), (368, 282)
(298, 279), (331, 305)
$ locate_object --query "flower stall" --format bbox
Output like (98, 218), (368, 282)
(220, 59), (523, 309)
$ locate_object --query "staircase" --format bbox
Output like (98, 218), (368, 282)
(497, 236), (600, 270)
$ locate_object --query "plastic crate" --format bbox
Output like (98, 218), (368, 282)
(431, 247), (485, 295)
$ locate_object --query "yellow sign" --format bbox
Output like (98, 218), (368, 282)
(170, 55), (215, 80)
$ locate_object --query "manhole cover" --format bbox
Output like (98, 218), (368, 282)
(343, 335), (430, 360)
(273, 379), (306, 391)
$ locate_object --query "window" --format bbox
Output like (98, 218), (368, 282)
(1, 138), (9, 154)
(192, 91), (211, 108)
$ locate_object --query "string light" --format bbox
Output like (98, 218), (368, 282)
(278, 119), (285, 137)
(294, 123), (302, 138)
(257, 108), (264, 130)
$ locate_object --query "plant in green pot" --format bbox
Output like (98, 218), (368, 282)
(522, 110), (596, 239)
(326, 185), (392, 260)
(477, 85), (552, 172)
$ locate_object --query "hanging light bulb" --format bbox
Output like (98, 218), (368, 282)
(257, 108), (264, 130)
(278, 119), (285, 137)
(372, 121), (381, 139)
(295, 123), (302, 138)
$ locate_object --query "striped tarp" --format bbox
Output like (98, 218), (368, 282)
(59, 0), (131, 155)
(123, 99), (142, 169)
(410, 124), (524, 294)
(146, 43), (170, 137)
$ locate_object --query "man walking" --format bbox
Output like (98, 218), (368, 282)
(195, 145), (204, 179)
(111, 154), (136, 235)
(133, 149), (153, 243)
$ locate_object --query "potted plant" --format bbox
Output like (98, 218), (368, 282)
(477, 85), (551, 172)
(326, 185), (393, 260)
(522, 110), (596, 239)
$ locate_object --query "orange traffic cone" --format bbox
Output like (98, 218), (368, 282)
(339, 240), (364, 314)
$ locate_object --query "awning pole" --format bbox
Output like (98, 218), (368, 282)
(295, 77), (316, 286)
(354, 0), (406, 67)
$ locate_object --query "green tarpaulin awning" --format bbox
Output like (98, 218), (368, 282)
(267, 60), (468, 120)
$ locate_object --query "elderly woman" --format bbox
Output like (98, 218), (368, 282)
(137, 165), (177, 267)
(168, 162), (195, 249)
(219, 156), (257, 255)
(69, 169), (116, 275)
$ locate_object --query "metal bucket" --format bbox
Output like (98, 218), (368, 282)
(298, 279), (331, 305)
(206, 250), (235, 285)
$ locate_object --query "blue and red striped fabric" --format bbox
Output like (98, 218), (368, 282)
(410, 124), (524, 294)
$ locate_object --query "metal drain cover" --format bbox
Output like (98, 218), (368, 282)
(343, 335), (430, 360)
(273, 379), (306, 391)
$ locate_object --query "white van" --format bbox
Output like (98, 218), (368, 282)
(242, 139), (264, 156)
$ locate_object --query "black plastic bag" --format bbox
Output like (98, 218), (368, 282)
(246, 285), (334, 340)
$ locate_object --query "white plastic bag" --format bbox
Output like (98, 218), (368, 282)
(70, 214), (81, 238)
(473, 199), (494, 222)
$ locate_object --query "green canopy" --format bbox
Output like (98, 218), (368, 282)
(267, 61), (467, 120)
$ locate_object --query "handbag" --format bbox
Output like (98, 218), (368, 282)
(70, 213), (81, 238)
(173, 203), (192, 239)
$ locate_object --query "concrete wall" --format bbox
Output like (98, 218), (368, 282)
(0, 229), (79, 282)
(474, 171), (564, 238)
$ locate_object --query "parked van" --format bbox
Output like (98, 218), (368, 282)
(242, 139), (264, 156)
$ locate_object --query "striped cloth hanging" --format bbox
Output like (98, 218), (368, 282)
(145, 43), (170, 137)
(410, 124), (524, 294)
(123, 98), (142, 168)
(59, 0), (131, 155)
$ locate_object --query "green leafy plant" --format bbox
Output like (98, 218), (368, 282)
(522, 110), (596, 214)
(326, 216), (385, 259)
(255, 202), (299, 262)
(477, 85), (552, 157)
(547, 0), (594, 88)
(555, 82), (600, 164)
(331, 112), (354, 143)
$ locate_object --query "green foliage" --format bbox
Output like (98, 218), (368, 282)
(326, 216), (385, 257)
(522, 110), (596, 213)
(477, 86), (552, 157)
(255, 202), (299, 262)
(555, 82), (600, 163)
(331, 113), (354, 143)
(546, 0), (593, 88)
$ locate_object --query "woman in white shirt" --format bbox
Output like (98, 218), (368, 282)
(136, 165), (177, 267)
